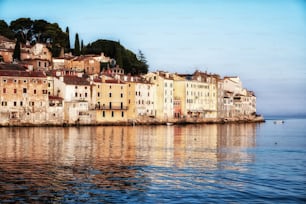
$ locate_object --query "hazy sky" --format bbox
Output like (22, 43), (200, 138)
(1, 0), (306, 116)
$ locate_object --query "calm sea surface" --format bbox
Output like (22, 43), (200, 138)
(0, 119), (305, 203)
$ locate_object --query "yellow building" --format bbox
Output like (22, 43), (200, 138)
(172, 74), (186, 118)
(93, 76), (128, 123)
(121, 75), (156, 120)
(69, 56), (100, 75)
(144, 71), (173, 121)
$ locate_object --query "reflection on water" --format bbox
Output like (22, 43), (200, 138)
(0, 124), (257, 167)
(0, 123), (259, 202)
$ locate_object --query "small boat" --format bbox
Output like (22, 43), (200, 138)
(166, 122), (174, 126)
(274, 120), (285, 124)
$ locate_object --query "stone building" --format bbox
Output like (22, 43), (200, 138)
(0, 64), (49, 125)
(0, 35), (15, 63)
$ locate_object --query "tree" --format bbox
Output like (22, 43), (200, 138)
(138, 50), (147, 64)
(81, 40), (84, 55)
(137, 50), (149, 74)
(115, 43), (123, 67)
(0, 20), (15, 39)
(32, 19), (48, 43)
(83, 39), (149, 75)
(12, 38), (21, 61)
(65, 26), (70, 53)
(74, 33), (80, 56)
(10, 18), (34, 43)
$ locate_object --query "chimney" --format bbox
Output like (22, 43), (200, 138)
(101, 75), (106, 83)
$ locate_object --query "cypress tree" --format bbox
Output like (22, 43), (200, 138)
(12, 38), (21, 61)
(65, 26), (70, 53)
(115, 43), (123, 67)
(81, 40), (84, 55)
(74, 33), (80, 56)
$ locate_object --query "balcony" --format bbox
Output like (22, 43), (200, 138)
(91, 104), (128, 110)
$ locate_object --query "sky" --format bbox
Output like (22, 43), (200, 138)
(1, 0), (306, 117)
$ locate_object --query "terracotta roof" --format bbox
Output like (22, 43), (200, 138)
(105, 79), (125, 84)
(93, 78), (102, 83)
(49, 96), (63, 100)
(63, 76), (90, 86)
(0, 63), (26, 71)
(0, 35), (15, 42)
(0, 70), (46, 77)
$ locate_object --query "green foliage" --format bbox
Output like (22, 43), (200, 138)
(74, 33), (80, 56)
(81, 40), (84, 55)
(9, 18), (33, 43)
(13, 38), (21, 61)
(0, 20), (15, 39)
(8, 18), (69, 57)
(65, 26), (70, 53)
(3, 18), (149, 74)
(84, 40), (148, 75)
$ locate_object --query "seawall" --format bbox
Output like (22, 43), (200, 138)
(0, 116), (265, 127)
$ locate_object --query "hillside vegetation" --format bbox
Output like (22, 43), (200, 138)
(0, 18), (148, 74)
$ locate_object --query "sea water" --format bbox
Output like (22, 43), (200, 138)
(0, 118), (305, 203)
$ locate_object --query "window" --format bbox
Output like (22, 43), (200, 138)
(109, 93), (112, 97)
(122, 111), (124, 117)
(109, 102), (112, 109)
(120, 93), (123, 98)
(48, 83), (51, 87)
(85, 93), (88, 97)
(14, 101), (17, 106)
(34, 89), (36, 94)
(85, 86), (87, 89)
(97, 92), (100, 97)
(111, 111), (114, 117)
(75, 92), (78, 97)
(23, 88), (27, 94)
(24, 80), (27, 83)
(121, 102), (123, 109)
(75, 86), (78, 89)
(3, 88), (6, 93)
(102, 111), (105, 117)
(2, 101), (7, 106)
(3, 79), (7, 83)
(20, 101), (23, 106)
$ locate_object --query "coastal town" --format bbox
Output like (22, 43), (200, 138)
(0, 35), (263, 126)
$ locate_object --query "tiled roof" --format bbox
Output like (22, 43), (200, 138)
(0, 35), (15, 42)
(63, 76), (90, 85)
(49, 96), (63, 100)
(0, 70), (46, 77)
(0, 63), (26, 71)
(105, 79), (124, 84)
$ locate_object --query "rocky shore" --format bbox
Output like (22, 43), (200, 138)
(0, 115), (265, 127)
